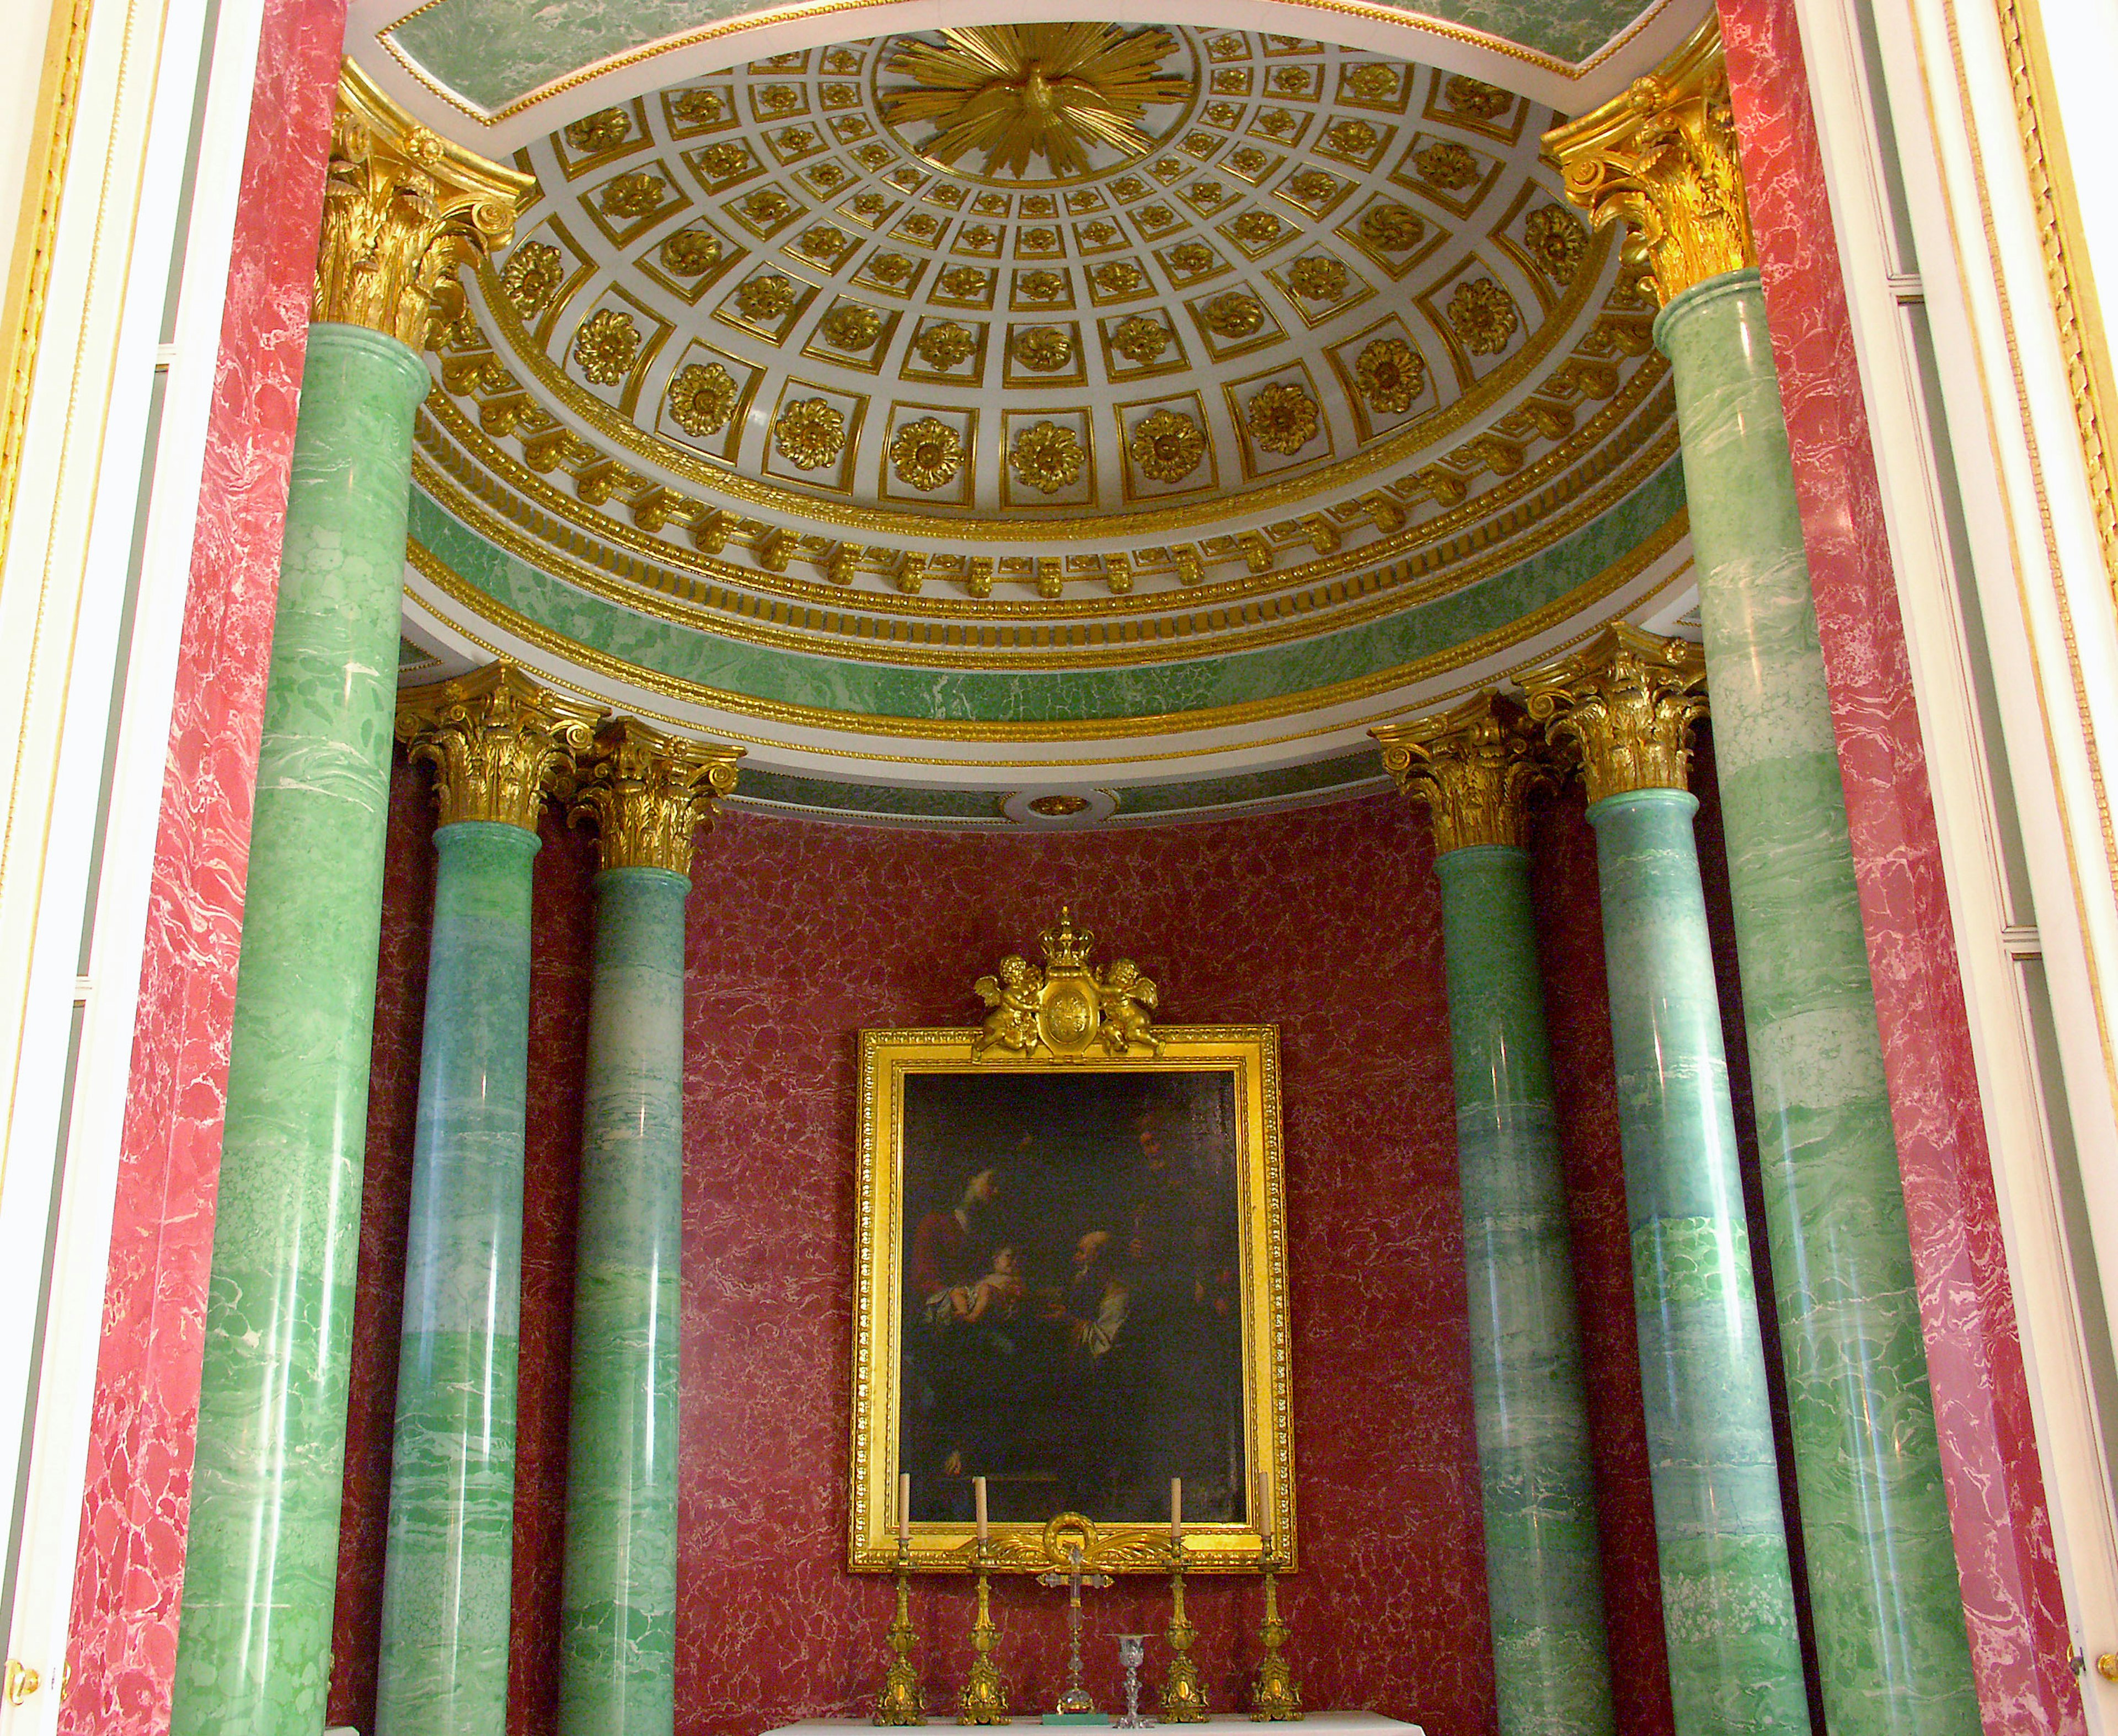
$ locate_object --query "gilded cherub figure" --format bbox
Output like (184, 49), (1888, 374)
(973, 953), (1044, 1057)
(1095, 957), (1161, 1056)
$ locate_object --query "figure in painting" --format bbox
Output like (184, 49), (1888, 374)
(898, 1071), (1244, 1529)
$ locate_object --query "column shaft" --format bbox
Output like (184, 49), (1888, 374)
(1436, 844), (1614, 1736)
(556, 867), (689, 1736)
(170, 324), (429, 1735)
(1589, 787), (1809, 1736)
(375, 821), (541, 1735)
(1659, 270), (1977, 1735)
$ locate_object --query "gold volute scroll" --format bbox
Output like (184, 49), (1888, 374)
(1541, 18), (1754, 308)
(1519, 622), (1708, 803)
(397, 660), (605, 831)
(566, 716), (743, 875)
(317, 61), (537, 349)
(971, 908), (1160, 1059)
(1373, 693), (1550, 853)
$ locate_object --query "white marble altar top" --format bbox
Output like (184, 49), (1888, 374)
(766, 1717), (1422, 1733)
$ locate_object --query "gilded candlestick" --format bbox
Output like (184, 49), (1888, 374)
(1159, 1538), (1207, 1723)
(875, 1538), (927, 1725)
(957, 1542), (1010, 1725)
(1248, 1553), (1302, 1721)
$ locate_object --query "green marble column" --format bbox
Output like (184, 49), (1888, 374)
(557, 721), (739, 1736)
(170, 73), (530, 1734)
(1659, 268), (1978, 1736)
(1547, 22), (1978, 1732)
(169, 320), (431, 1736)
(1525, 629), (1809, 1736)
(375, 669), (600, 1736)
(1377, 699), (1614, 1736)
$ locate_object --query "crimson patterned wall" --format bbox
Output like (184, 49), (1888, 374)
(333, 765), (1676, 1736)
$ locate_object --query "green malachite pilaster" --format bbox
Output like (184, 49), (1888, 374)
(1587, 786), (1810, 1736)
(555, 720), (735, 1736)
(170, 323), (430, 1736)
(1659, 268), (1978, 1735)
(1377, 699), (1614, 1736)
(1437, 843), (1616, 1736)
(373, 820), (540, 1736)
(556, 865), (688, 1736)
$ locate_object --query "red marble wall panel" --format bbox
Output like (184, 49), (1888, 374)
(61, 3), (345, 1729)
(1718, 3), (2080, 1728)
(334, 780), (1670, 1736)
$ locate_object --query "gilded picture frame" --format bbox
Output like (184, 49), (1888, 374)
(849, 912), (1295, 1574)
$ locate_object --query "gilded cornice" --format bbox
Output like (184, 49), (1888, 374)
(1541, 18), (1754, 308)
(409, 385), (1682, 673)
(1519, 620), (1706, 801)
(316, 61), (537, 348)
(566, 716), (742, 874)
(405, 502), (1690, 747)
(397, 658), (605, 828)
(1373, 692), (1549, 851)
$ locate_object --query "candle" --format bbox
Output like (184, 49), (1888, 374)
(1170, 1476), (1183, 1541)
(975, 1475), (989, 1542)
(898, 1472), (911, 1541)
(1256, 1472), (1271, 1549)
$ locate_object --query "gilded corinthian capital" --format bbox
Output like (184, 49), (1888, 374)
(1373, 694), (1550, 853)
(567, 719), (743, 875)
(1519, 623), (1708, 803)
(397, 661), (605, 831)
(315, 62), (537, 349)
(1541, 18), (1753, 307)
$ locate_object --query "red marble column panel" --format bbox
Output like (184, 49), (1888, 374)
(1718, 3), (2081, 1728)
(334, 785), (1670, 1736)
(59, 3), (345, 1729)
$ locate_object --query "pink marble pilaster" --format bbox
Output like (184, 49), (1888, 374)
(59, 3), (348, 1730)
(1718, 3), (2081, 1729)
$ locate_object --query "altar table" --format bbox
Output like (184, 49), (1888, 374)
(765, 1717), (1424, 1734)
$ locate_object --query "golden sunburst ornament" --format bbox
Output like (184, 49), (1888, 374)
(880, 25), (1193, 180)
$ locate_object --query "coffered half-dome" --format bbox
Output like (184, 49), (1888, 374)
(399, 23), (1696, 828)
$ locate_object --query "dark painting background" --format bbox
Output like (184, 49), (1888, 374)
(897, 1068), (1246, 1528)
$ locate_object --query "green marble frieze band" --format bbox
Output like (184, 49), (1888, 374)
(1586, 786), (1810, 1736)
(172, 324), (432, 1736)
(376, 820), (542, 1736)
(406, 458), (1687, 730)
(558, 867), (691, 1736)
(386, 0), (1648, 117)
(1656, 269), (1978, 1735)
(1434, 844), (1614, 1736)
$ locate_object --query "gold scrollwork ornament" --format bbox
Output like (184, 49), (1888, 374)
(1372, 691), (1550, 854)
(1541, 17), (1755, 308)
(563, 717), (744, 874)
(315, 63), (534, 350)
(397, 661), (605, 831)
(971, 908), (1160, 1059)
(1518, 621), (1708, 802)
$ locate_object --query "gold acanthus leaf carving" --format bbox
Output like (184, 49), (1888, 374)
(563, 716), (743, 875)
(1518, 622), (1708, 803)
(397, 660), (605, 831)
(1541, 17), (1755, 307)
(880, 24), (1193, 179)
(971, 909), (1160, 1060)
(314, 62), (534, 350)
(1372, 693), (1550, 853)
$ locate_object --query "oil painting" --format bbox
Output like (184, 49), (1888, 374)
(851, 914), (1292, 1573)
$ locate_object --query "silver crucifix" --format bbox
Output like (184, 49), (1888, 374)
(1037, 1543), (1113, 1715)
